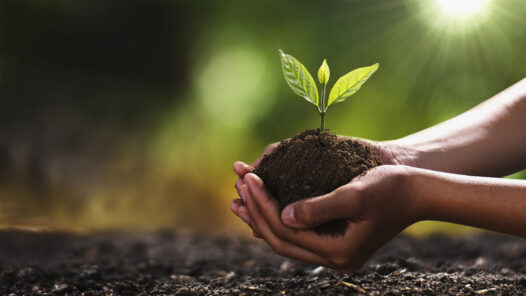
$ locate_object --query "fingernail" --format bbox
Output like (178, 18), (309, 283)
(239, 190), (246, 203)
(282, 205), (295, 225)
(239, 213), (250, 224)
(246, 173), (262, 187)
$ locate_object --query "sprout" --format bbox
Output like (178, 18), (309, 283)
(279, 49), (379, 132)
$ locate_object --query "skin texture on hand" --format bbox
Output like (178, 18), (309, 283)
(412, 168), (526, 237)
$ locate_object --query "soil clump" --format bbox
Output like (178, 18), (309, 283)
(254, 129), (382, 235)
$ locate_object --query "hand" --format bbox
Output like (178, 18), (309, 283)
(233, 165), (419, 273)
(231, 142), (278, 237)
(345, 136), (421, 167)
(230, 137), (418, 238)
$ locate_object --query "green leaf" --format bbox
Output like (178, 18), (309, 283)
(279, 49), (319, 107)
(318, 59), (330, 85)
(328, 63), (379, 107)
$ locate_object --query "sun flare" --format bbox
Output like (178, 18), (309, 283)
(413, 0), (494, 33)
(434, 0), (490, 18)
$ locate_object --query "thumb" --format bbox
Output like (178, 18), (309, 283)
(281, 186), (355, 229)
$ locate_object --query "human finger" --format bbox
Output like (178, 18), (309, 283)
(281, 184), (363, 229)
(230, 198), (242, 215)
(233, 161), (253, 178)
(231, 193), (261, 238)
(235, 178), (247, 201)
(232, 200), (258, 234)
(240, 182), (333, 267)
(244, 173), (336, 257)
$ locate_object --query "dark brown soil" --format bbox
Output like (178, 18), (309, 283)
(1, 229), (526, 295)
(254, 129), (382, 235)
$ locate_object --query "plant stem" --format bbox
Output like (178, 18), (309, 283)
(320, 112), (325, 132)
(320, 83), (327, 133)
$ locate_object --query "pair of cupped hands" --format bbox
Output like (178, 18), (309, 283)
(231, 137), (422, 274)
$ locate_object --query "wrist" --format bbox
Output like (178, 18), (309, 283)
(380, 140), (425, 168)
(396, 165), (428, 223)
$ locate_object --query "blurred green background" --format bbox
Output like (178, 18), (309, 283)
(0, 0), (525, 235)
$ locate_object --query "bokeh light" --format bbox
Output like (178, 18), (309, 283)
(194, 34), (277, 129)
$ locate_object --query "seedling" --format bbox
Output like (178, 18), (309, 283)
(279, 49), (379, 132)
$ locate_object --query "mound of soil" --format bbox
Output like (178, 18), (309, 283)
(1, 230), (526, 295)
(254, 129), (382, 235)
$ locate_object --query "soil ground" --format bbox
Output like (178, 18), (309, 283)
(254, 129), (381, 235)
(1, 229), (526, 295)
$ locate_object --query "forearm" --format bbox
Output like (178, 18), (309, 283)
(388, 78), (526, 176)
(408, 167), (526, 237)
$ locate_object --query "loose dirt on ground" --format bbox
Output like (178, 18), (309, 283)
(1, 230), (526, 295)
